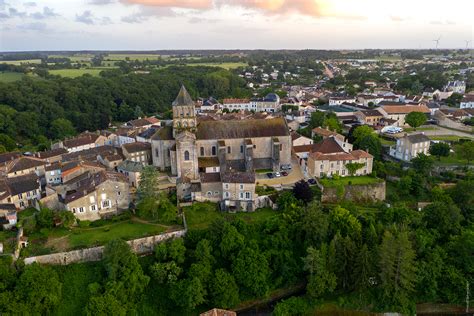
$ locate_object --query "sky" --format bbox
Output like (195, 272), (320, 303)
(0, 0), (473, 51)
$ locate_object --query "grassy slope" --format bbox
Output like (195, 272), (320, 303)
(320, 176), (382, 188)
(49, 68), (104, 78)
(0, 71), (24, 82)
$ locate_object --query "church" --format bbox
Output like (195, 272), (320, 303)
(151, 86), (292, 211)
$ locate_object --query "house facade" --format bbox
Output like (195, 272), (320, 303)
(389, 133), (431, 162)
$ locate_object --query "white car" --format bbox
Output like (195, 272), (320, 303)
(275, 172), (281, 177)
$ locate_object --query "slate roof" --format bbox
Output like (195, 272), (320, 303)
(198, 157), (220, 168)
(128, 117), (160, 128)
(122, 142), (151, 153)
(1, 174), (40, 196)
(200, 172), (221, 183)
(151, 126), (174, 141)
(406, 133), (430, 144)
(361, 109), (384, 117)
(35, 148), (68, 160)
(196, 117), (289, 140)
(172, 85), (194, 107)
(7, 157), (45, 173)
(221, 171), (255, 183)
(63, 133), (100, 148)
(117, 160), (144, 173)
(310, 137), (345, 154)
(0, 152), (22, 165)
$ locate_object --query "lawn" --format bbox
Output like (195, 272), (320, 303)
(184, 202), (278, 230)
(429, 135), (473, 142)
(320, 176), (383, 188)
(0, 71), (24, 82)
(434, 153), (472, 165)
(49, 68), (105, 78)
(378, 136), (396, 146)
(403, 127), (437, 133)
(26, 217), (170, 255)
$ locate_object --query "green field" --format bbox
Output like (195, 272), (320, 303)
(320, 176), (383, 188)
(184, 202), (277, 230)
(104, 53), (164, 61)
(185, 62), (247, 69)
(49, 68), (105, 78)
(0, 59), (42, 65)
(429, 135), (473, 141)
(0, 71), (24, 82)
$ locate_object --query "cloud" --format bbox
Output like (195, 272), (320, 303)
(124, 0), (212, 9)
(8, 7), (27, 18)
(24, 2), (37, 6)
(121, 6), (175, 23)
(18, 21), (47, 31)
(390, 15), (409, 22)
(89, 0), (117, 4)
(31, 6), (59, 19)
(76, 10), (95, 24)
(430, 20), (456, 26)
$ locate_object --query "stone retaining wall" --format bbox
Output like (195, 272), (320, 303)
(24, 229), (186, 265)
(321, 181), (386, 203)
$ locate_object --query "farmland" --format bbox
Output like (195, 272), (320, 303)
(49, 68), (106, 78)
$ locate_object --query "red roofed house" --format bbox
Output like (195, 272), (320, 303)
(307, 137), (373, 178)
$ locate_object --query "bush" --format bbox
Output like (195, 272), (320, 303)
(77, 220), (91, 228)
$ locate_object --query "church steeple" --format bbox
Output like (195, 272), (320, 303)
(172, 85), (196, 137)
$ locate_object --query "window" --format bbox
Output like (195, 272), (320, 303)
(155, 149), (159, 157)
(18, 193), (22, 199)
(90, 205), (97, 211)
(342, 169), (346, 175)
(90, 196), (95, 203)
(320, 164), (323, 170)
(212, 146), (217, 156)
(240, 145), (244, 153)
(102, 200), (111, 208)
(224, 183), (229, 190)
(227, 146), (231, 154)
(117, 191), (121, 196)
(245, 192), (251, 199)
(224, 191), (230, 198)
(239, 184), (244, 190)
(79, 207), (84, 213)
(200, 147), (204, 156)
(239, 192), (244, 199)
(72, 208), (76, 213)
(184, 150), (190, 161)
(207, 191), (212, 197)
(280, 144), (283, 151)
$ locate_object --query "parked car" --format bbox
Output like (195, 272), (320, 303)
(275, 172), (281, 177)
(266, 172), (274, 179)
(308, 178), (317, 185)
(281, 164), (292, 170)
(281, 171), (288, 176)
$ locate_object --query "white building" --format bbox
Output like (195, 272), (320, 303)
(460, 94), (474, 109)
(389, 133), (431, 162)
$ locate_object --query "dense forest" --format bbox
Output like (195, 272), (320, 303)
(0, 66), (251, 151)
(0, 166), (472, 315)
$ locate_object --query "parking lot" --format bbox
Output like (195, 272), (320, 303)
(255, 158), (304, 187)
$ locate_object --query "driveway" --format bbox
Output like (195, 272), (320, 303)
(256, 158), (304, 187)
(419, 126), (474, 139)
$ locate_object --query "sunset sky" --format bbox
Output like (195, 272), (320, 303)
(1, 0), (472, 51)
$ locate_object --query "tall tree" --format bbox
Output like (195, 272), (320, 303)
(429, 142), (450, 161)
(209, 269), (240, 309)
(405, 112), (427, 130)
(303, 244), (337, 298)
(378, 230), (417, 312)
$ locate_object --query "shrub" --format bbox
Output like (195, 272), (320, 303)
(78, 220), (91, 228)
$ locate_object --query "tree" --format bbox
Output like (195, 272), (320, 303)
(309, 111), (325, 129)
(50, 118), (76, 140)
(303, 244), (337, 298)
(209, 269), (239, 308)
(411, 153), (434, 175)
(220, 223), (245, 259)
(14, 264), (62, 314)
(170, 277), (206, 310)
(455, 141), (474, 164)
(405, 112), (427, 130)
(292, 180), (314, 204)
(150, 261), (182, 284)
(345, 162), (365, 176)
(102, 239), (150, 309)
(352, 126), (382, 159)
(36, 208), (54, 228)
(354, 244), (374, 294)
(137, 166), (159, 200)
(232, 245), (270, 297)
(86, 293), (127, 316)
(329, 206), (362, 237)
(429, 142), (450, 160)
(422, 202), (463, 240)
(379, 230), (417, 311)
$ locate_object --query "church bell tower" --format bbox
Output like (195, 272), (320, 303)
(172, 85), (197, 138)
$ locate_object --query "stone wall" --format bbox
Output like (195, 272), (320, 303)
(24, 229), (186, 265)
(321, 181), (386, 203)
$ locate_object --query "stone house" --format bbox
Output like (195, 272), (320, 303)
(378, 105), (430, 127)
(4, 157), (46, 178)
(122, 142), (152, 165)
(55, 132), (107, 153)
(117, 160), (144, 188)
(355, 109), (384, 126)
(307, 137), (373, 178)
(389, 133), (431, 162)
(60, 171), (130, 221)
(0, 175), (41, 209)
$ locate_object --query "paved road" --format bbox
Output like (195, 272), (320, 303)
(419, 126), (474, 139)
(256, 158), (304, 187)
